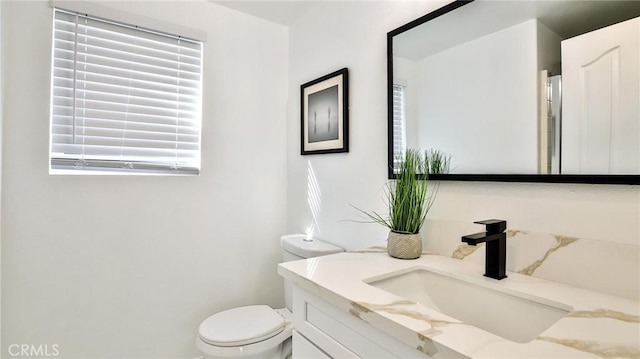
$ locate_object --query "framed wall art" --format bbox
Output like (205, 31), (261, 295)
(300, 68), (349, 155)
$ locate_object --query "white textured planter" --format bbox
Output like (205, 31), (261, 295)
(387, 231), (422, 259)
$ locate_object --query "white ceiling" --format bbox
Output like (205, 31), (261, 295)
(394, 0), (640, 61)
(211, 0), (321, 26)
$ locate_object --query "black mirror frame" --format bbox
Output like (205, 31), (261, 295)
(387, 0), (640, 185)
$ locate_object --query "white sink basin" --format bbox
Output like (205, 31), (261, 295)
(365, 268), (572, 343)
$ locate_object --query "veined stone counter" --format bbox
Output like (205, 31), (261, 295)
(278, 248), (640, 358)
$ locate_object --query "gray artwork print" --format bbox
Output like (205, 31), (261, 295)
(308, 85), (339, 143)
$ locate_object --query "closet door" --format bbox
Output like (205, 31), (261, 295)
(561, 17), (639, 174)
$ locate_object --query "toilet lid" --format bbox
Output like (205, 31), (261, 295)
(199, 305), (286, 347)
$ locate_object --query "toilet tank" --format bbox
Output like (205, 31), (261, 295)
(280, 234), (343, 310)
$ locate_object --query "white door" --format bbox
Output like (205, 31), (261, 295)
(561, 17), (639, 174)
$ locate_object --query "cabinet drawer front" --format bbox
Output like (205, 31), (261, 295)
(293, 297), (360, 358)
(293, 330), (332, 359)
(293, 287), (397, 358)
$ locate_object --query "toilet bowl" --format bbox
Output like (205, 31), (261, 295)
(196, 234), (343, 359)
(196, 306), (292, 359)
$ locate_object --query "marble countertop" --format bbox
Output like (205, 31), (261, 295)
(277, 247), (640, 358)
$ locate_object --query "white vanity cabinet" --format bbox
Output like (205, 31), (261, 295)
(280, 250), (640, 359)
(292, 331), (332, 359)
(290, 285), (438, 359)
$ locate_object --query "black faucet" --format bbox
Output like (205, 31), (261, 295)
(462, 219), (508, 280)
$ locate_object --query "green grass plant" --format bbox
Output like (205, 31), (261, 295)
(425, 148), (451, 174)
(354, 149), (437, 234)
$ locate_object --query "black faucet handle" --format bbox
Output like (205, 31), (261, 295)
(474, 219), (507, 234)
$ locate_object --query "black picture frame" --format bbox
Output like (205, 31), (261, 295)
(301, 68), (349, 155)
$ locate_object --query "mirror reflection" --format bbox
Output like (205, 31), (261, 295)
(389, 0), (640, 178)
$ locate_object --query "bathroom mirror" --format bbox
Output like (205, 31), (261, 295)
(388, 0), (640, 184)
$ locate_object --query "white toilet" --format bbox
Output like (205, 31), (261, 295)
(196, 234), (344, 359)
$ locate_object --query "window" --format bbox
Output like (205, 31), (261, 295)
(392, 84), (407, 166)
(50, 9), (203, 175)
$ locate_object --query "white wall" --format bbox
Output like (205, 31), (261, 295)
(417, 20), (539, 174)
(1, 1), (288, 358)
(0, 0), (3, 352)
(286, 1), (639, 251)
(287, 1), (450, 250)
(537, 20), (562, 75)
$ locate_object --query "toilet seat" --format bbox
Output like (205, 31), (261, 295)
(199, 305), (286, 347)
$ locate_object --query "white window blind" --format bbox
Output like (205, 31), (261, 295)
(50, 9), (203, 175)
(392, 84), (407, 164)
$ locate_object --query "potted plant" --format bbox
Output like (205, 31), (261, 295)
(356, 148), (438, 259)
(425, 148), (451, 175)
